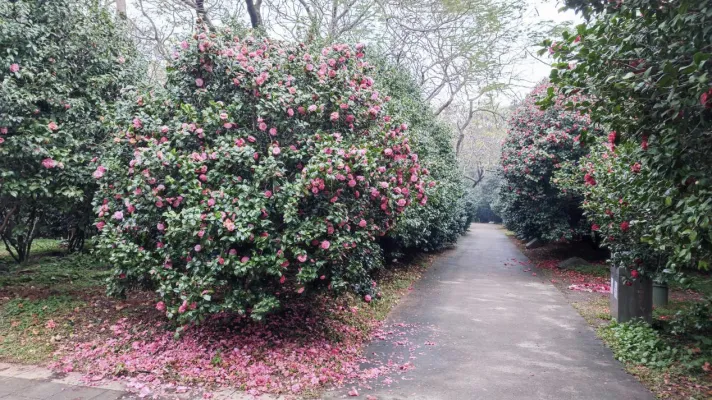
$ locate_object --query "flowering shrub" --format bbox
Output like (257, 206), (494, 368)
(498, 82), (600, 241)
(94, 27), (429, 323)
(556, 141), (667, 281)
(546, 0), (712, 272)
(0, 0), (142, 261)
(376, 66), (473, 252)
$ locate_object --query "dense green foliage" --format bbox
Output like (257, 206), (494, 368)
(93, 27), (468, 324)
(0, 0), (143, 261)
(545, 0), (712, 274)
(377, 66), (473, 252)
(498, 82), (599, 242)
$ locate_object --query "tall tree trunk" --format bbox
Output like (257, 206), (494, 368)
(116, 0), (126, 19)
(245, 0), (263, 29)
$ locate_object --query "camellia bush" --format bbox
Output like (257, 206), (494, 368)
(93, 26), (430, 324)
(0, 0), (143, 261)
(545, 0), (712, 273)
(376, 65), (474, 253)
(498, 82), (600, 242)
(556, 139), (668, 281)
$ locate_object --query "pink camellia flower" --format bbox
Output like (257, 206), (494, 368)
(195, 78), (204, 87)
(219, 113), (228, 120)
(630, 269), (639, 279)
(199, 174), (208, 182)
(264, 190), (273, 198)
(348, 179), (357, 187)
(620, 221), (630, 232)
(113, 211), (124, 220)
(591, 224), (600, 231)
(92, 165), (106, 179)
(384, 148), (393, 156)
(321, 240), (330, 250)
(156, 301), (166, 311)
(180, 41), (189, 49)
(364, 294), (372, 303)
(631, 162), (641, 173)
(161, 125), (169, 133)
(96, 221), (105, 231)
(48, 121), (59, 131)
(247, 135), (256, 143)
(41, 158), (57, 169)
(178, 301), (187, 314)
(0, 127), (7, 134)
(287, 108), (294, 117)
(9, 63), (19, 73)
(297, 254), (307, 263)
(207, 198), (216, 207)
(272, 146), (281, 155)
(308, 104), (317, 112)
(397, 199), (407, 207)
(241, 256), (249, 263)
(223, 218), (235, 231)
(330, 112), (339, 121)
(259, 122), (267, 131)
(359, 219), (367, 228)
(157, 222), (165, 231)
(608, 131), (616, 144)
(194, 244), (202, 252)
(269, 127), (277, 136)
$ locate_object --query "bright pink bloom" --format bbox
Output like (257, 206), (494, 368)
(156, 301), (166, 311)
(9, 63), (19, 73)
(194, 244), (202, 252)
(195, 78), (204, 87)
(364, 294), (372, 303)
(630, 269), (639, 279)
(620, 221), (630, 232)
(359, 219), (367, 228)
(321, 240), (330, 250)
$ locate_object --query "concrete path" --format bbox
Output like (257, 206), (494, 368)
(327, 223), (653, 400)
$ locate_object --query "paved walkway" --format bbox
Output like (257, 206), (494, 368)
(327, 223), (653, 399)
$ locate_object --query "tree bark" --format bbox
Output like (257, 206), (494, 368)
(246, 0), (263, 29)
(116, 0), (127, 19)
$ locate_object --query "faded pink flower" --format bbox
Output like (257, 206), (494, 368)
(42, 158), (57, 169)
(48, 121), (59, 131)
(194, 244), (202, 252)
(92, 166), (106, 179)
(321, 240), (330, 250)
(9, 63), (20, 73)
(195, 78), (204, 87)
(113, 211), (124, 220)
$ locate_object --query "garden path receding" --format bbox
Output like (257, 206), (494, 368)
(327, 223), (653, 399)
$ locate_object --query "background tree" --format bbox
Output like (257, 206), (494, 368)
(0, 0), (144, 262)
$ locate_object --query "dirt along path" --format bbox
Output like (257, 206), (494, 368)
(327, 223), (652, 400)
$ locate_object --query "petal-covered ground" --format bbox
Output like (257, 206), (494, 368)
(43, 261), (432, 399)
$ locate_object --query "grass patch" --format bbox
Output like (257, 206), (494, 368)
(569, 263), (609, 278)
(571, 296), (610, 326)
(0, 239), (63, 263)
(0, 253), (110, 291)
(0, 295), (85, 363)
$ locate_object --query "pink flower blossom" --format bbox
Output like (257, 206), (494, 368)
(321, 240), (330, 250)
(364, 294), (372, 303)
(96, 221), (105, 231)
(272, 147), (281, 155)
(180, 41), (189, 49)
(9, 63), (19, 73)
(359, 219), (367, 228)
(259, 122), (267, 131)
(297, 254), (307, 263)
(93, 166), (107, 179)
(308, 104), (317, 112)
(264, 190), (273, 198)
(194, 244), (202, 252)
(156, 301), (166, 311)
(330, 112), (339, 121)
(157, 223), (165, 231)
(45, 320), (56, 329)
(42, 158), (57, 169)
(48, 121), (59, 131)
(113, 211), (124, 220)
(195, 78), (204, 87)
